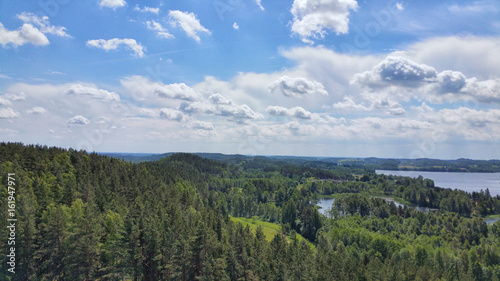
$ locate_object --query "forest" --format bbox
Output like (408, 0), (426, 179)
(1, 142), (500, 280)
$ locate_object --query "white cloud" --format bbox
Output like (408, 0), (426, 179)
(67, 115), (90, 125)
(421, 107), (500, 141)
(146, 20), (174, 39)
(332, 95), (405, 115)
(233, 22), (239, 30)
(138, 108), (157, 117)
(0, 97), (11, 105)
(255, 0), (265, 11)
(156, 83), (202, 101)
(290, 0), (358, 43)
(27, 106), (47, 114)
(168, 10), (211, 42)
(0, 108), (20, 118)
(208, 93), (233, 105)
(0, 74), (12, 79)
(403, 37), (500, 80)
(86, 38), (145, 57)
(99, 0), (126, 9)
(179, 92), (263, 122)
(134, 5), (159, 14)
(462, 78), (500, 103)
(351, 55), (500, 105)
(396, 3), (404, 11)
(351, 56), (438, 88)
(266, 106), (313, 119)
(66, 83), (120, 101)
(332, 96), (370, 111)
(17, 13), (70, 37)
(448, 1), (498, 14)
(268, 76), (328, 97)
(434, 70), (467, 94)
(5, 92), (26, 101)
(0, 23), (49, 47)
(189, 120), (215, 131)
(160, 108), (188, 122)
(217, 104), (262, 120)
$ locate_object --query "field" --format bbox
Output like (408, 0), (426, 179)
(229, 216), (313, 248)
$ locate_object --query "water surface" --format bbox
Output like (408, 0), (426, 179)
(376, 170), (500, 197)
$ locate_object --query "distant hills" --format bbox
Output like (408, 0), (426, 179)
(101, 152), (500, 173)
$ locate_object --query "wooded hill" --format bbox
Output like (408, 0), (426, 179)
(105, 152), (500, 173)
(1, 142), (500, 280)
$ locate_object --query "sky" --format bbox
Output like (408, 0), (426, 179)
(1, 0), (500, 159)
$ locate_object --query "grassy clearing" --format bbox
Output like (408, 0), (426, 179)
(230, 216), (280, 241)
(229, 217), (315, 249)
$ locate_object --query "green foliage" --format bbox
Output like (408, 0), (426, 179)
(1, 142), (500, 280)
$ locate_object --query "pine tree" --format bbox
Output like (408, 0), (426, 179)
(34, 203), (69, 280)
(62, 199), (103, 280)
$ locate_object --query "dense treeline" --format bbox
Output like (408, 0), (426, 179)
(1, 142), (500, 280)
(305, 172), (500, 217)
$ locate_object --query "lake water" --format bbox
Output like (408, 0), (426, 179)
(376, 170), (500, 197)
(316, 198), (499, 224)
(316, 198), (335, 216)
(316, 197), (433, 216)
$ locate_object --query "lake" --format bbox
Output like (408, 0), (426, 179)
(316, 197), (434, 216)
(316, 197), (499, 224)
(376, 170), (500, 197)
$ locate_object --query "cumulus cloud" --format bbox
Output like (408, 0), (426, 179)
(0, 23), (49, 47)
(156, 83), (201, 101)
(0, 97), (11, 105)
(233, 22), (239, 30)
(268, 76), (328, 97)
(27, 106), (47, 114)
(434, 70), (467, 94)
(266, 106), (313, 119)
(462, 78), (500, 103)
(134, 5), (159, 14)
(66, 84), (120, 101)
(217, 104), (262, 120)
(437, 107), (500, 128)
(290, 0), (358, 43)
(0, 108), (20, 118)
(67, 115), (90, 125)
(5, 92), (26, 101)
(168, 10), (211, 42)
(368, 97), (405, 115)
(418, 107), (500, 141)
(351, 56), (500, 105)
(160, 108), (188, 122)
(86, 38), (145, 57)
(146, 20), (174, 39)
(208, 93), (233, 105)
(189, 120), (215, 131)
(179, 92), (262, 121)
(332, 95), (405, 115)
(332, 96), (370, 111)
(351, 56), (438, 88)
(17, 13), (70, 37)
(138, 108), (157, 117)
(99, 0), (126, 9)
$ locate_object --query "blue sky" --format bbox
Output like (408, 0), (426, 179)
(1, 0), (500, 159)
